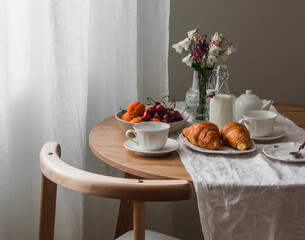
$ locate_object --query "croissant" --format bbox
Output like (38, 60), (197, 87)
(182, 122), (221, 150)
(220, 122), (251, 151)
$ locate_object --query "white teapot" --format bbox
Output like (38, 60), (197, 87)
(233, 90), (274, 121)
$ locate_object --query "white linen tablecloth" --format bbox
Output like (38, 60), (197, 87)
(172, 103), (305, 240)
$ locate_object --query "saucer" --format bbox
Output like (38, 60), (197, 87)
(251, 126), (286, 141)
(124, 138), (179, 156)
(262, 142), (305, 162)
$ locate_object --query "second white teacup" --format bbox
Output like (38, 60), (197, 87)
(126, 122), (170, 151)
(239, 110), (277, 137)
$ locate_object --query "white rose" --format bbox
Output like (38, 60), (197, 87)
(209, 44), (222, 56)
(207, 55), (217, 68)
(187, 29), (196, 39)
(172, 43), (183, 54)
(182, 54), (193, 67)
(179, 38), (191, 51)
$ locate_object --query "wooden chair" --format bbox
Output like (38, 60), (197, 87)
(38, 142), (191, 240)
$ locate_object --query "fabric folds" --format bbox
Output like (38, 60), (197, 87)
(175, 104), (305, 240)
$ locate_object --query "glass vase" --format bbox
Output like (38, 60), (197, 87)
(196, 69), (213, 121)
(185, 71), (200, 119)
(185, 70), (213, 122)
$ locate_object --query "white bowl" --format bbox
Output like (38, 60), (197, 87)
(115, 111), (189, 134)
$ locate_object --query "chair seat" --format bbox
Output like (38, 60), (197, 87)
(116, 230), (180, 240)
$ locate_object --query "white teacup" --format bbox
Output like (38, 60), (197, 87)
(239, 110), (277, 137)
(126, 122), (170, 151)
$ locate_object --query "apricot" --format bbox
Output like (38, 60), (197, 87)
(122, 112), (133, 122)
(127, 102), (145, 117)
(150, 118), (161, 122)
(130, 117), (142, 123)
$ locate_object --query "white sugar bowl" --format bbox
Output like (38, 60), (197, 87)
(233, 90), (274, 122)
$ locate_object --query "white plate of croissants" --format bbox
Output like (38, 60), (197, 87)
(180, 122), (256, 154)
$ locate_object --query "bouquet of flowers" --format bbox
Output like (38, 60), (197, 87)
(172, 27), (237, 120)
(172, 27), (236, 71)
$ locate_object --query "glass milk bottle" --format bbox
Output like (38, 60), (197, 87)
(208, 65), (234, 130)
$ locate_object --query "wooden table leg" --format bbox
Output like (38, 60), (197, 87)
(114, 173), (139, 239)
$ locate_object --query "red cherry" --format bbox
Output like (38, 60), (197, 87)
(147, 107), (156, 116)
(163, 118), (170, 123)
(154, 112), (162, 120)
(156, 104), (164, 113)
(163, 113), (170, 120)
(172, 110), (182, 119)
(153, 102), (160, 108)
(141, 112), (151, 121)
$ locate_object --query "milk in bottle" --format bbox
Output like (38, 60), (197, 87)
(209, 94), (233, 129)
(208, 65), (234, 129)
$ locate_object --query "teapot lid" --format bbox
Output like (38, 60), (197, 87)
(239, 89), (261, 100)
(246, 90), (252, 95)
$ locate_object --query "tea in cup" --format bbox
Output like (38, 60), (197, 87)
(126, 122), (170, 151)
(239, 110), (277, 137)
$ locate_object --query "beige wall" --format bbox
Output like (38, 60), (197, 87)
(169, 0), (305, 105)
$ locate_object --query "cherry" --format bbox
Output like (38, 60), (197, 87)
(163, 118), (170, 123)
(156, 104), (164, 113)
(141, 112), (151, 121)
(153, 102), (160, 108)
(147, 107), (156, 116)
(172, 110), (182, 119)
(163, 113), (170, 120)
(154, 112), (162, 120)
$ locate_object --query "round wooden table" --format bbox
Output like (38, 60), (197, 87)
(89, 102), (305, 182)
(89, 102), (305, 238)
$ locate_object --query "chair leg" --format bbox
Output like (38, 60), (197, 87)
(115, 173), (137, 239)
(39, 174), (57, 240)
(133, 201), (145, 240)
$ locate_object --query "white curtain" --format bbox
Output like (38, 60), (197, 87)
(0, 0), (170, 239)
(85, 0), (171, 239)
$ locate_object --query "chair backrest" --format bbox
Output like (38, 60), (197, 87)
(39, 142), (191, 240)
(40, 142), (191, 201)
